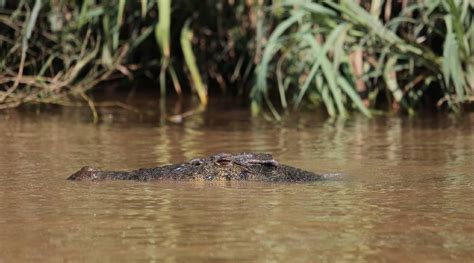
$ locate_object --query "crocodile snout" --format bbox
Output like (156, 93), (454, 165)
(67, 166), (99, 181)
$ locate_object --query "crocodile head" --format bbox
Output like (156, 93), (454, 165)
(68, 153), (323, 182)
(168, 152), (281, 181)
(68, 166), (101, 181)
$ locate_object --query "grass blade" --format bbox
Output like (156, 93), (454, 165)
(443, 15), (466, 102)
(321, 84), (336, 117)
(383, 56), (403, 103)
(254, 12), (304, 103)
(141, 0), (148, 18)
(117, 0), (126, 27)
(279, 0), (337, 16)
(337, 77), (371, 117)
(295, 24), (348, 107)
(181, 21), (207, 106)
(302, 34), (347, 117)
(156, 0), (170, 57)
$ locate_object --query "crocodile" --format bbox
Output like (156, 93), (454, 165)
(68, 152), (338, 182)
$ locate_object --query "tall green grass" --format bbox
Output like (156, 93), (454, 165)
(0, 0), (208, 112)
(253, 0), (473, 117)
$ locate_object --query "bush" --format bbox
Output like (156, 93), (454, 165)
(0, 0), (472, 118)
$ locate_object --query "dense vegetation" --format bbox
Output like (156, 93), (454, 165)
(1, 0), (473, 118)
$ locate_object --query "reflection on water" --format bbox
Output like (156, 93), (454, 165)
(0, 107), (473, 262)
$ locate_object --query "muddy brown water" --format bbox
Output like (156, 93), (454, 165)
(0, 105), (473, 262)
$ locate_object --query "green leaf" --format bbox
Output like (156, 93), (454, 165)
(337, 77), (371, 117)
(279, 0), (337, 16)
(117, 0), (126, 27)
(254, 12), (304, 104)
(443, 15), (466, 102)
(384, 56), (403, 103)
(141, 0), (148, 18)
(155, 0), (171, 57)
(301, 34), (347, 117)
(181, 21), (207, 106)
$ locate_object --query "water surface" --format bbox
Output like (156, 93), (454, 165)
(0, 106), (473, 262)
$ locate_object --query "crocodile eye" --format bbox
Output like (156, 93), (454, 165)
(190, 159), (203, 166)
(263, 160), (279, 167)
(247, 159), (279, 167)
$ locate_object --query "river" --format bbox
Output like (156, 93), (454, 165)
(0, 102), (473, 262)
